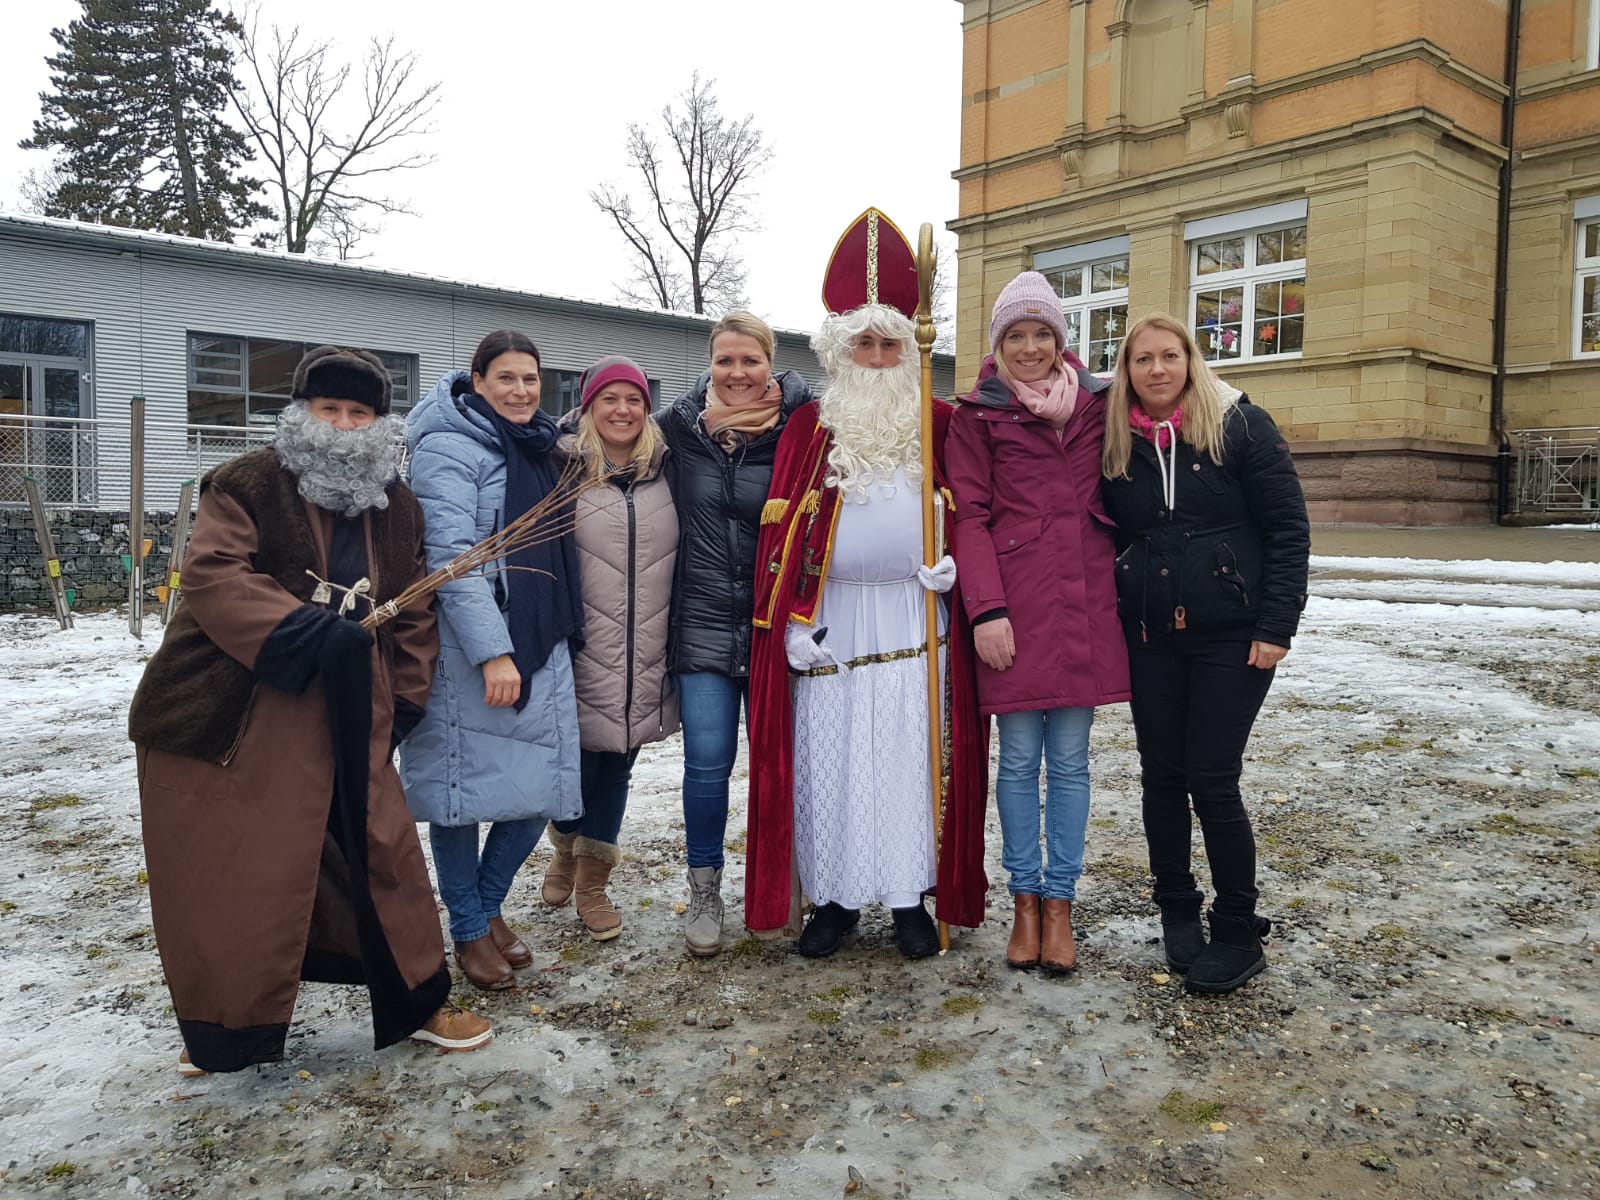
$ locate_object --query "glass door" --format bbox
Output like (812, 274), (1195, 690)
(41, 365), (87, 503)
(0, 360), (28, 505)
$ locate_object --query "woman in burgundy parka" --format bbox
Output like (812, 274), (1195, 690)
(945, 271), (1131, 975)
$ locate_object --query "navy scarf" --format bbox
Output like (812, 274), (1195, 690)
(461, 387), (583, 711)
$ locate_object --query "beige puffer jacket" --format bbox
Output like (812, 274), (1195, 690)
(560, 420), (680, 753)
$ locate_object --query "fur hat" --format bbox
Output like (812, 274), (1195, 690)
(580, 354), (651, 412)
(291, 346), (392, 415)
(989, 271), (1070, 357)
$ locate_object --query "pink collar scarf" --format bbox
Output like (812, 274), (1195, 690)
(1013, 368), (1078, 427)
(1130, 401), (1184, 448)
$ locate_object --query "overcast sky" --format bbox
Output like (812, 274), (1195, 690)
(0, 0), (964, 336)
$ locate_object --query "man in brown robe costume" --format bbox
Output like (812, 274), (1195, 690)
(129, 347), (492, 1073)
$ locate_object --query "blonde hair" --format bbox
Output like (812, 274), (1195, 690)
(708, 311), (775, 365)
(572, 405), (662, 484)
(1103, 313), (1229, 480)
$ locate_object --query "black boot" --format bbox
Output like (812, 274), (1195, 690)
(891, 902), (939, 960)
(1184, 911), (1270, 994)
(1156, 894), (1207, 975)
(797, 902), (860, 958)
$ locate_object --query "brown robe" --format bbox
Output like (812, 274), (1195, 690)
(130, 451), (448, 1072)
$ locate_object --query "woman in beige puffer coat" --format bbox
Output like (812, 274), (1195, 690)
(542, 356), (680, 940)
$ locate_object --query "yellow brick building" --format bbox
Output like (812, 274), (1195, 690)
(953, 0), (1600, 522)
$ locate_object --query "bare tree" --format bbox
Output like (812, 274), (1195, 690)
(929, 234), (957, 355)
(228, 8), (439, 257)
(15, 161), (71, 216)
(591, 74), (772, 316)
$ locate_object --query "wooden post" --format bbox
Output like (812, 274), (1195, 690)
(22, 474), (73, 630)
(915, 223), (951, 954)
(128, 395), (146, 638)
(160, 479), (197, 624)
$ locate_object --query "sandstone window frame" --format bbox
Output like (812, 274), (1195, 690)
(1575, 204), (1600, 359)
(1185, 203), (1309, 366)
(1035, 236), (1132, 376)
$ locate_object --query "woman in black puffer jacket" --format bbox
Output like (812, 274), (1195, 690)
(1101, 313), (1309, 996)
(659, 311), (812, 956)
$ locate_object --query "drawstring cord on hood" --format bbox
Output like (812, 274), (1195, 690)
(1153, 420), (1179, 514)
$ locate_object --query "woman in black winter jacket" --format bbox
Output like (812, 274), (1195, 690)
(1101, 313), (1310, 995)
(659, 312), (813, 956)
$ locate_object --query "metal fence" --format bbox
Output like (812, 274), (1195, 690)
(0, 412), (273, 510)
(1514, 426), (1600, 513)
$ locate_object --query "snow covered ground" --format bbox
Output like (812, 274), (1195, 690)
(1, 552), (1597, 1198)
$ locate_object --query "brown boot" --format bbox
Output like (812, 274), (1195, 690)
(573, 838), (623, 941)
(1006, 893), (1041, 969)
(454, 934), (514, 990)
(541, 825), (578, 908)
(1040, 898), (1077, 973)
(487, 915), (533, 970)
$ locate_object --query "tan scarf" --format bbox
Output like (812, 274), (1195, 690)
(703, 379), (782, 453)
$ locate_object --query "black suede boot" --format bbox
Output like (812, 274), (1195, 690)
(1184, 912), (1270, 994)
(1156, 894), (1207, 974)
(797, 902), (860, 958)
(892, 903), (939, 960)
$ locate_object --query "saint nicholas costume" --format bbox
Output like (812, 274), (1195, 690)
(744, 211), (989, 941)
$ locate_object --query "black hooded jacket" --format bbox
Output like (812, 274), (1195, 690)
(660, 369), (814, 677)
(1100, 395), (1310, 646)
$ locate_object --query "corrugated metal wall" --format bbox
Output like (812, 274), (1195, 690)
(0, 220), (958, 511)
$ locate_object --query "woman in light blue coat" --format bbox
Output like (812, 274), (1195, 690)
(400, 329), (583, 992)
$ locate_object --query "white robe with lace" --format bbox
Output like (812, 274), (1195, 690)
(792, 469), (947, 910)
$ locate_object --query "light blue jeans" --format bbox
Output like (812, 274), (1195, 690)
(429, 819), (543, 944)
(993, 706), (1095, 900)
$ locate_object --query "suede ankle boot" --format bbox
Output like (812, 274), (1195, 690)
(454, 934), (514, 991)
(573, 841), (623, 941)
(1006, 893), (1041, 969)
(1040, 898), (1077, 973)
(684, 866), (724, 957)
(1184, 912), (1270, 994)
(1156, 895), (1207, 975)
(542, 825), (578, 908)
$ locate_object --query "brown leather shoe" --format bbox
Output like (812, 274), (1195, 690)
(487, 915), (533, 970)
(454, 934), (514, 990)
(1006, 893), (1041, 969)
(1040, 898), (1077, 973)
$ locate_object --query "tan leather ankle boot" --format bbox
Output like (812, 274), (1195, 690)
(1006, 893), (1041, 969)
(542, 826), (578, 907)
(573, 845), (622, 941)
(1040, 898), (1077, 973)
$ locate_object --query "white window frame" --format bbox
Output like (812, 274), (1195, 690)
(1589, 0), (1600, 72)
(1034, 236), (1130, 376)
(1186, 214), (1307, 365)
(1575, 208), (1600, 359)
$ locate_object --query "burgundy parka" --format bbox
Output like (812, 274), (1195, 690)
(945, 357), (1132, 716)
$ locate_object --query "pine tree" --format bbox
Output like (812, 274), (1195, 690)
(20, 0), (269, 242)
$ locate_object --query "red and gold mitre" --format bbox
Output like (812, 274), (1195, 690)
(821, 208), (919, 319)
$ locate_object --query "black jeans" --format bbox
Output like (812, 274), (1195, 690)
(1126, 630), (1275, 917)
(552, 748), (640, 847)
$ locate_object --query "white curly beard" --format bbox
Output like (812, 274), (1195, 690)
(817, 357), (924, 501)
(272, 402), (406, 517)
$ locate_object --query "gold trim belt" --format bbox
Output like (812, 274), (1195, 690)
(792, 634), (950, 678)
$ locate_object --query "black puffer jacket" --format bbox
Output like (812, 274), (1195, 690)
(1101, 395), (1309, 646)
(660, 370), (814, 676)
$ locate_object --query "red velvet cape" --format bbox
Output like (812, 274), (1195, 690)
(744, 400), (990, 934)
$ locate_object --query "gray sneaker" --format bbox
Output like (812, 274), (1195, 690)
(684, 866), (724, 956)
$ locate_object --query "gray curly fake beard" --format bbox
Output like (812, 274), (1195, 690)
(273, 402), (407, 517)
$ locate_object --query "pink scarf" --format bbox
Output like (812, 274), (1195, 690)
(1130, 401), (1184, 448)
(1013, 368), (1078, 428)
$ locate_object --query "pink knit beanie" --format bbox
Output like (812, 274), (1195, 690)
(989, 271), (1069, 355)
(580, 354), (651, 411)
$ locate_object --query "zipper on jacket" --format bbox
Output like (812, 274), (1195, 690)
(623, 483), (638, 748)
(1174, 531), (1190, 631)
(220, 685), (259, 766)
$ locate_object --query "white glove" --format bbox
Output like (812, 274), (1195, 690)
(916, 555), (957, 594)
(785, 621), (839, 672)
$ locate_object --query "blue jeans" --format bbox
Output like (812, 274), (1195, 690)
(676, 671), (748, 869)
(993, 706), (1095, 900)
(552, 748), (640, 846)
(429, 819), (542, 944)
